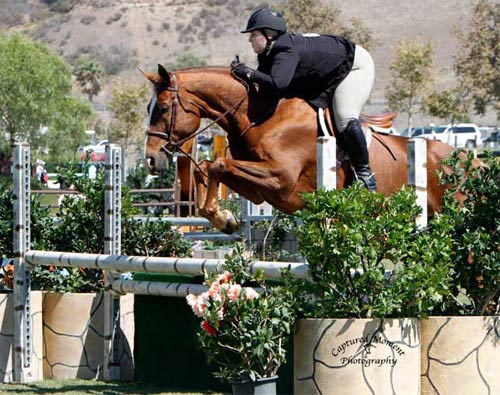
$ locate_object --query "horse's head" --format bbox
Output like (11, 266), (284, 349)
(143, 64), (201, 173)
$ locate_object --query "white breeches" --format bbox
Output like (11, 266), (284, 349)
(331, 45), (375, 132)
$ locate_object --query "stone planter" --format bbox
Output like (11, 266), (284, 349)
(42, 292), (134, 380)
(421, 316), (500, 394)
(0, 291), (43, 383)
(294, 318), (420, 395)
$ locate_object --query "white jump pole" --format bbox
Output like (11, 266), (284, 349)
(12, 143), (34, 383)
(23, 250), (309, 280)
(407, 138), (428, 228)
(316, 137), (337, 190)
(103, 144), (122, 381)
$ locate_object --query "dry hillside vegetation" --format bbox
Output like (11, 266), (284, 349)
(2, 0), (494, 127)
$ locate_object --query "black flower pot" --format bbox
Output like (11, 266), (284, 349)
(231, 375), (278, 395)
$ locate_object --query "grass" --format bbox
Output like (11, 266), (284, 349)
(0, 379), (227, 395)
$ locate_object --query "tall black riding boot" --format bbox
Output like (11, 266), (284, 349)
(342, 119), (377, 191)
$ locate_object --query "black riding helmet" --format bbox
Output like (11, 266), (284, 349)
(241, 8), (287, 35)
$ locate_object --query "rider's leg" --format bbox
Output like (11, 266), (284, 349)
(342, 118), (377, 191)
(332, 45), (377, 191)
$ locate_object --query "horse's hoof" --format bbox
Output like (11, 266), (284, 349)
(220, 209), (239, 234)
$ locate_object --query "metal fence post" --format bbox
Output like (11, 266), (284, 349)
(103, 144), (122, 380)
(12, 143), (34, 382)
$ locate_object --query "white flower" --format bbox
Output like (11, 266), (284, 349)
(186, 294), (206, 317)
(244, 287), (259, 300)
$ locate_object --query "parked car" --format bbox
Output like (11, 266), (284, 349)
(414, 124), (482, 148)
(78, 139), (109, 161)
(483, 131), (499, 149)
(410, 127), (436, 138)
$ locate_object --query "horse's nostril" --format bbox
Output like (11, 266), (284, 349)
(146, 157), (155, 169)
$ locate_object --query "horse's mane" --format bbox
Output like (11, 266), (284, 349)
(173, 66), (248, 97)
(174, 66), (230, 74)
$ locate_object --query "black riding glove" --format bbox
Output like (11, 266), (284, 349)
(231, 62), (255, 82)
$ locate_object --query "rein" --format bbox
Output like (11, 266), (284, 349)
(372, 133), (398, 161)
(146, 71), (249, 174)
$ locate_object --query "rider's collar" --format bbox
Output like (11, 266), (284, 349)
(264, 40), (275, 56)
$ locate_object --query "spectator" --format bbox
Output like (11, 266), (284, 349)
(36, 159), (46, 184)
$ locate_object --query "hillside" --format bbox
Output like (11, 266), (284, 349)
(2, 0), (496, 129)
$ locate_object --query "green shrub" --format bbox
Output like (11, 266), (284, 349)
(0, 163), (191, 292)
(296, 184), (455, 318)
(440, 151), (500, 315)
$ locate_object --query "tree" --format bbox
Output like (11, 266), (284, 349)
(0, 32), (92, 163)
(277, 0), (377, 50)
(454, 0), (500, 119)
(385, 39), (435, 131)
(46, 97), (94, 162)
(74, 58), (104, 102)
(107, 79), (148, 154)
(423, 87), (470, 126)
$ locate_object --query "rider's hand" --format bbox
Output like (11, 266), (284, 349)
(231, 62), (255, 82)
(230, 58), (240, 68)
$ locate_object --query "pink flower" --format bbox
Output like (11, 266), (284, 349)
(208, 282), (223, 303)
(215, 271), (232, 284)
(227, 284), (242, 302)
(217, 305), (225, 321)
(201, 320), (217, 336)
(244, 287), (259, 300)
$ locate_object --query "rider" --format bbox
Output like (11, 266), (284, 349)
(231, 7), (377, 191)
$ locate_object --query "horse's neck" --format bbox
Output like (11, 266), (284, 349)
(181, 69), (249, 133)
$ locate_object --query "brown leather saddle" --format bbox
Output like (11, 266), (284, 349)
(319, 109), (397, 137)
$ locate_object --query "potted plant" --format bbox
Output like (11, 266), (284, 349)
(186, 243), (296, 395)
(420, 151), (500, 393)
(293, 183), (455, 395)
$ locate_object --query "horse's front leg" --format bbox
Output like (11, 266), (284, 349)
(193, 159), (239, 233)
(193, 160), (211, 212)
(199, 157), (287, 234)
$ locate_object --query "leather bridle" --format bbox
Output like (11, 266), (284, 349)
(146, 73), (182, 157)
(146, 72), (249, 164)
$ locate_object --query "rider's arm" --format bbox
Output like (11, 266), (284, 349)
(252, 46), (299, 96)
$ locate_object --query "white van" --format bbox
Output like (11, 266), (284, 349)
(417, 123), (482, 148)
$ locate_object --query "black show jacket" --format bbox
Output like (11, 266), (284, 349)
(253, 33), (356, 108)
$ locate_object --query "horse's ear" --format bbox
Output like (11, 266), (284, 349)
(158, 64), (171, 85)
(139, 68), (163, 85)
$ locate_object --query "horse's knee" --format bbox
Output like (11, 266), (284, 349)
(194, 160), (211, 179)
(208, 158), (226, 178)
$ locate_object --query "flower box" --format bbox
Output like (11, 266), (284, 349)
(294, 318), (421, 395)
(0, 291), (134, 382)
(42, 292), (134, 380)
(421, 316), (500, 394)
(0, 291), (44, 383)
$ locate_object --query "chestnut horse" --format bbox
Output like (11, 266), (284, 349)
(144, 65), (454, 233)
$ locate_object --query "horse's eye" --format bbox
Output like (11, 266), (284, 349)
(159, 105), (169, 114)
